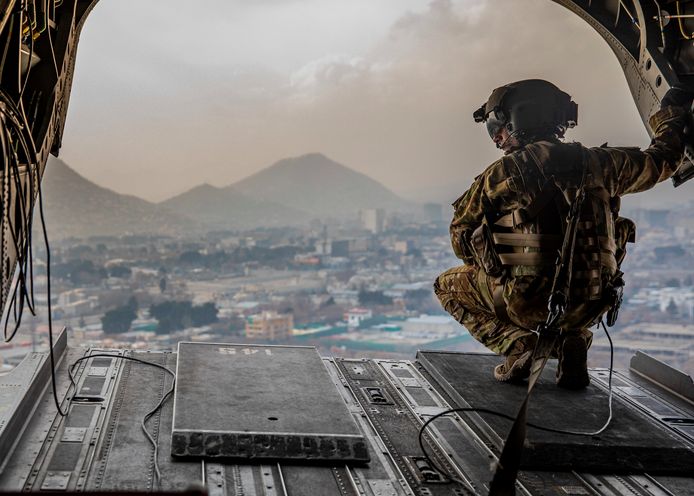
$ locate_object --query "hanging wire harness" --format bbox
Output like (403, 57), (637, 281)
(0, 3), (68, 419)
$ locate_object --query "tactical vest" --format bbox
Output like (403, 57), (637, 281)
(485, 141), (633, 301)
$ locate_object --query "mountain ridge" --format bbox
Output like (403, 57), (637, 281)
(160, 153), (413, 226)
(225, 153), (412, 218)
(39, 158), (201, 239)
(38, 153), (416, 238)
(160, 182), (311, 230)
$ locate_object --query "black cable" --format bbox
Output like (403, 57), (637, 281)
(0, 1), (64, 431)
(417, 322), (616, 485)
(16, 10), (40, 316)
(4, 125), (37, 328)
(0, 89), (61, 410)
(0, 22), (50, 405)
(0, 85), (41, 342)
(0, 14), (66, 435)
(0, 102), (36, 341)
(66, 352), (176, 489)
(37, 176), (66, 416)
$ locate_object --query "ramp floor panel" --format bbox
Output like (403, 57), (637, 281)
(3, 345), (694, 495)
(171, 343), (369, 462)
(417, 351), (694, 474)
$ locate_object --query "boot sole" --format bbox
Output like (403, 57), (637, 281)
(494, 350), (533, 383)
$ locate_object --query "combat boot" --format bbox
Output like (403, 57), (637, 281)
(556, 333), (589, 389)
(494, 335), (537, 383)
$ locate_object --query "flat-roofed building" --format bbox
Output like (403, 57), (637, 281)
(245, 311), (294, 341)
(345, 308), (372, 328)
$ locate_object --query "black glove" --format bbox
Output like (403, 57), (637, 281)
(660, 84), (694, 109)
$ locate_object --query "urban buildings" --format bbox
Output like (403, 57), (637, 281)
(245, 311), (294, 341)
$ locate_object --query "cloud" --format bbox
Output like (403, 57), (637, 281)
(62, 0), (662, 204)
(290, 55), (370, 95)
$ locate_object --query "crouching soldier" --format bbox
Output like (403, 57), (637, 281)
(434, 79), (691, 389)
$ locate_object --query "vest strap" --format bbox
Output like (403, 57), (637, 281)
(492, 232), (563, 249)
(498, 252), (557, 266)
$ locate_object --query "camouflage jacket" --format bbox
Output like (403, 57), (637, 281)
(450, 106), (688, 270)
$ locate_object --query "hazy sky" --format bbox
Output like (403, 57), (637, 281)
(60, 0), (676, 205)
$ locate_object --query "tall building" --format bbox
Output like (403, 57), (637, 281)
(245, 312), (294, 341)
(359, 208), (386, 234)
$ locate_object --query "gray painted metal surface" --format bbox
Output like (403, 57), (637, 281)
(171, 343), (369, 462)
(630, 350), (694, 404)
(1, 343), (693, 495)
(0, 328), (66, 470)
(416, 351), (694, 474)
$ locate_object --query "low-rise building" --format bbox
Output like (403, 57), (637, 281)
(245, 311), (294, 341)
(345, 308), (373, 328)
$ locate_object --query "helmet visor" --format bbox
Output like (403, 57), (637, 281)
(485, 112), (505, 139)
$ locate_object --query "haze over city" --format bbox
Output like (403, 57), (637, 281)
(60, 0), (689, 207)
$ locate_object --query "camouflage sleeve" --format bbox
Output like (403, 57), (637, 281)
(589, 106), (688, 196)
(449, 178), (485, 263)
(449, 160), (513, 262)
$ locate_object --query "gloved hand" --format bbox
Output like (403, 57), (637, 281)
(660, 84), (694, 109)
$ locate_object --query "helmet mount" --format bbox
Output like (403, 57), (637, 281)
(474, 79), (578, 144)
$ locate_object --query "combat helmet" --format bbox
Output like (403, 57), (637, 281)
(473, 79), (578, 143)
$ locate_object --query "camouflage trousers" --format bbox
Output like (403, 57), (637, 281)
(433, 264), (594, 356)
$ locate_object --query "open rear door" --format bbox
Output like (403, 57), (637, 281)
(552, 0), (694, 186)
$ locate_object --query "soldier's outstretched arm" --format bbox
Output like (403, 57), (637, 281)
(590, 106), (688, 196)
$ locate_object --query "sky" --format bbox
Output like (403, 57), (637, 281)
(59, 0), (685, 206)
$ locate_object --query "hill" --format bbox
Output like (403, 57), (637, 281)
(160, 183), (311, 230)
(38, 158), (198, 239)
(229, 153), (411, 219)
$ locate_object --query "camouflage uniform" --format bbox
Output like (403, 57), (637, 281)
(434, 106), (687, 356)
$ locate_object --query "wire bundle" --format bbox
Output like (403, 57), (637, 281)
(1, 3), (63, 417)
(0, 2), (45, 343)
(0, 86), (40, 343)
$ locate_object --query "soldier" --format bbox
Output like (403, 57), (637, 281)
(434, 79), (691, 389)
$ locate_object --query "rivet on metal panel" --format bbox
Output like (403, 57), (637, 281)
(61, 427), (87, 443)
(88, 367), (108, 377)
(41, 471), (72, 491)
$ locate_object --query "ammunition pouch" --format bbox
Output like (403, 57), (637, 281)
(470, 223), (504, 277)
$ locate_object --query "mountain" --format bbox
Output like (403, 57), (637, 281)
(229, 153), (411, 219)
(160, 183), (311, 230)
(38, 158), (198, 239)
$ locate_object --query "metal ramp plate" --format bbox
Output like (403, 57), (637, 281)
(171, 343), (369, 462)
(417, 351), (694, 474)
